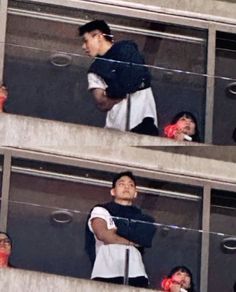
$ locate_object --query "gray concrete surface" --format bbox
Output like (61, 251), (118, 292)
(0, 113), (236, 185)
(0, 268), (158, 292)
(0, 113), (191, 148)
(68, 0), (236, 24)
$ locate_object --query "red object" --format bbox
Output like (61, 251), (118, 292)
(0, 250), (9, 267)
(161, 278), (173, 291)
(0, 95), (7, 111)
(164, 124), (178, 139)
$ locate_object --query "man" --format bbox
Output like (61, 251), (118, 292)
(79, 20), (159, 136)
(85, 171), (156, 287)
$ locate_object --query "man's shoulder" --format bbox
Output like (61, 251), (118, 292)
(90, 202), (112, 212)
(113, 40), (138, 50)
(111, 40), (139, 57)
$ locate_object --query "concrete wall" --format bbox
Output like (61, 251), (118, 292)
(120, 0), (236, 23)
(0, 113), (236, 184)
(61, 0), (236, 25)
(0, 113), (191, 149)
(0, 268), (158, 292)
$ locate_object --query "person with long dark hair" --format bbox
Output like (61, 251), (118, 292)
(164, 111), (200, 142)
(161, 265), (195, 292)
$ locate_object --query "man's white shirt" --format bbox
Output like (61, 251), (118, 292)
(88, 206), (148, 279)
(88, 72), (158, 131)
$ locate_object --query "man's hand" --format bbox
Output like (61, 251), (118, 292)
(91, 217), (135, 245)
(91, 88), (123, 112)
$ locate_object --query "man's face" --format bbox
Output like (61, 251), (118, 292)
(0, 234), (11, 255)
(81, 31), (102, 57)
(111, 175), (137, 204)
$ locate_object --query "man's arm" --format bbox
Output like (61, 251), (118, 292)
(127, 214), (156, 248)
(91, 217), (136, 245)
(90, 88), (122, 112)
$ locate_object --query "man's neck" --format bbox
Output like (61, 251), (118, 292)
(98, 41), (113, 56)
(113, 199), (133, 206)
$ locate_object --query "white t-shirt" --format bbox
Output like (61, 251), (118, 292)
(88, 206), (148, 279)
(88, 73), (158, 131)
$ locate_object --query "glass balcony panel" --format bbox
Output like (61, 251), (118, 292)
(6, 158), (203, 287)
(137, 220), (201, 291)
(3, 42), (106, 127)
(150, 65), (206, 142)
(209, 189), (236, 292)
(214, 31), (236, 145)
(4, 2), (207, 141)
(8, 201), (92, 279)
(7, 199), (236, 290)
(10, 158), (203, 226)
(208, 230), (236, 292)
(7, 200), (206, 290)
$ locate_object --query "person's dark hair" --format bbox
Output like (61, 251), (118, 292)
(79, 20), (113, 42)
(112, 171), (136, 188)
(233, 281), (236, 292)
(171, 111), (200, 142)
(168, 265), (195, 292)
(0, 231), (12, 247)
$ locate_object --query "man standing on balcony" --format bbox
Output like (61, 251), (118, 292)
(85, 171), (156, 288)
(79, 20), (159, 136)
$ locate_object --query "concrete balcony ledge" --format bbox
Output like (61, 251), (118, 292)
(0, 113), (195, 148)
(61, 0), (236, 25)
(123, 0), (236, 24)
(0, 268), (159, 292)
(0, 113), (236, 185)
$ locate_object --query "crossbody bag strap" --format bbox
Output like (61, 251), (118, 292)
(125, 94), (131, 131)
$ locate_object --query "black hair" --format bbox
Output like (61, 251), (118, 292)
(79, 20), (113, 42)
(234, 281), (236, 292)
(0, 231), (12, 247)
(171, 111), (200, 142)
(168, 265), (195, 292)
(112, 171), (136, 188)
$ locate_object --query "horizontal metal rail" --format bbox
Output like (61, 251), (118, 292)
(8, 7), (206, 44)
(11, 165), (201, 201)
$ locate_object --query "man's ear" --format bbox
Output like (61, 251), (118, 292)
(110, 188), (115, 197)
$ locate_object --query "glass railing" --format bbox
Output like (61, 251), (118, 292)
(0, 154), (233, 291)
(1, 41), (236, 144)
(3, 42), (106, 127)
(7, 202), (91, 278)
(6, 201), (236, 292)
